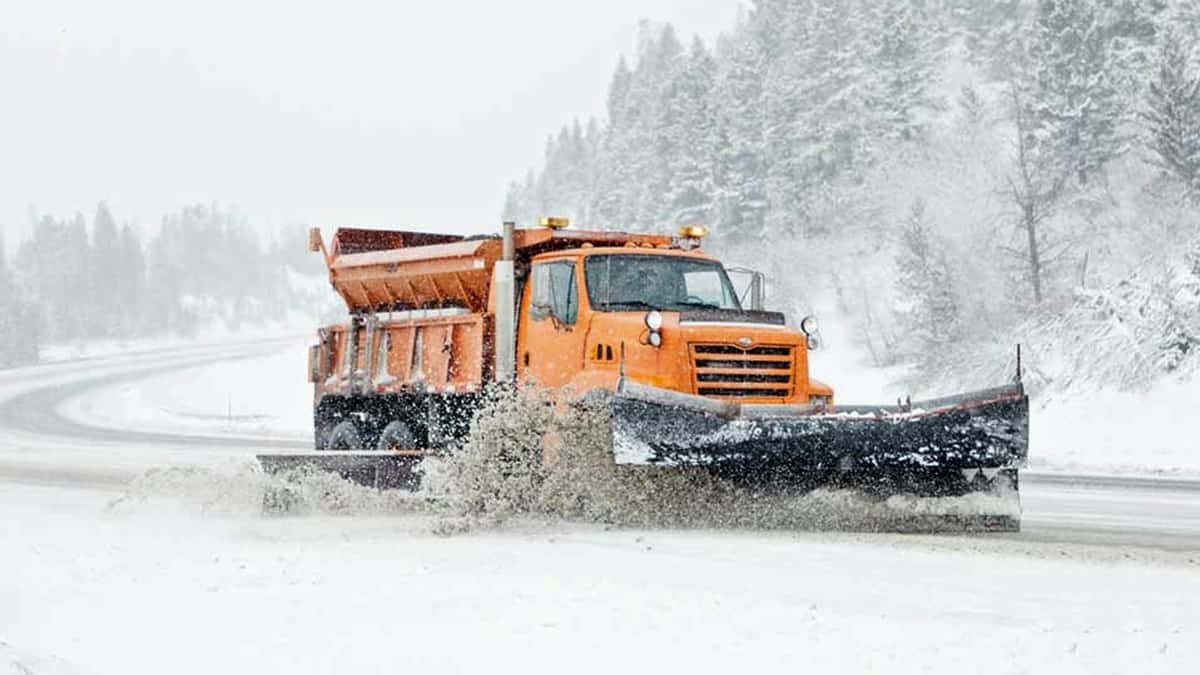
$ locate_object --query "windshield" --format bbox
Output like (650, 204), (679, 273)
(584, 254), (742, 312)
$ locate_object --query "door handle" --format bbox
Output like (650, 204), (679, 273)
(523, 352), (530, 367)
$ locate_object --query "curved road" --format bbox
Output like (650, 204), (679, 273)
(1, 337), (1198, 552)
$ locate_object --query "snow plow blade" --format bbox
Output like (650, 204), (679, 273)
(256, 451), (423, 491)
(611, 379), (1028, 488)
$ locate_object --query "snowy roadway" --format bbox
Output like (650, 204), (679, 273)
(2, 338), (1198, 673)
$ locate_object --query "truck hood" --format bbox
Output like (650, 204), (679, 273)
(677, 307), (787, 326)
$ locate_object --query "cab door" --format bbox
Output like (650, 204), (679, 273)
(517, 259), (588, 389)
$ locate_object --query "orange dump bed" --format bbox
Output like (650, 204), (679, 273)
(323, 227), (673, 313)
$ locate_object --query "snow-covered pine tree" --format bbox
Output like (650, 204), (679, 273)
(894, 199), (962, 361)
(1157, 236), (1200, 373)
(867, 0), (947, 144)
(90, 202), (122, 337)
(1023, 0), (1127, 185)
(590, 56), (634, 228)
(665, 36), (717, 227)
(1142, 30), (1200, 195)
(948, 0), (1025, 81)
(710, 24), (768, 242)
(628, 24), (684, 227)
(0, 233), (38, 368)
(116, 224), (147, 336)
(501, 170), (538, 225)
(759, 0), (811, 239)
(1098, 0), (1167, 99)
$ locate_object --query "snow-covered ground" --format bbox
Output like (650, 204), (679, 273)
(2, 480), (1197, 675)
(3, 334), (1200, 674)
(58, 345), (312, 441)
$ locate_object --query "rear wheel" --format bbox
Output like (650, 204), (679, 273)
(376, 420), (419, 451)
(326, 420), (364, 450)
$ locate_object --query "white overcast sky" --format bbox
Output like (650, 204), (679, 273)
(0, 0), (743, 240)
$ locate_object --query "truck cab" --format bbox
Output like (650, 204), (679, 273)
(516, 243), (833, 407)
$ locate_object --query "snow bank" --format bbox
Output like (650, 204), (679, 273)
(1032, 377), (1200, 476)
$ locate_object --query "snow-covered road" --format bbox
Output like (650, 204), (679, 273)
(2, 337), (1198, 551)
(2, 338), (1198, 674)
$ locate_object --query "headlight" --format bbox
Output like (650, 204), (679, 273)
(645, 310), (663, 331)
(648, 331), (662, 347)
(800, 315), (819, 336)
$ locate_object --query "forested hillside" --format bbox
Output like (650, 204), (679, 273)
(504, 0), (1200, 395)
(0, 203), (326, 367)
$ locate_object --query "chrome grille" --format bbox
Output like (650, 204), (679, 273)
(691, 344), (794, 398)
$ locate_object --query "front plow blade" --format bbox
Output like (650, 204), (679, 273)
(611, 381), (1028, 483)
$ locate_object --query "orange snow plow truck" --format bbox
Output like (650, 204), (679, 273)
(258, 219), (1029, 528)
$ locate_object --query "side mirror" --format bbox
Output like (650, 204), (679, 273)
(308, 227), (324, 254)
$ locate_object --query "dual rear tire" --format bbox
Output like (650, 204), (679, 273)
(317, 419), (417, 451)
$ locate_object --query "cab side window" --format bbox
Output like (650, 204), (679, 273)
(531, 261), (578, 326)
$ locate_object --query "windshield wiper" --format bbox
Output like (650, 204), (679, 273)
(598, 300), (660, 310)
(673, 300), (721, 310)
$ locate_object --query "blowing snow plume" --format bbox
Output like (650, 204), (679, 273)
(425, 386), (1018, 533)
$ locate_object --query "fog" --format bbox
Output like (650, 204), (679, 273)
(0, 0), (741, 238)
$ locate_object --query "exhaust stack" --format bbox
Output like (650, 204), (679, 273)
(493, 221), (516, 382)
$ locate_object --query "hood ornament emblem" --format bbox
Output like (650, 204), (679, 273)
(736, 336), (754, 348)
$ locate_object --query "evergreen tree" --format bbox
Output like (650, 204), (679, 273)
(1023, 0), (1127, 185)
(591, 57), (635, 227)
(949, 0), (1025, 81)
(1142, 31), (1200, 194)
(116, 224), (147, 335)
(90, 202), (122, 336)
(894, 199), (962, 356)
(664, 37), (717, 226)
(711, 27), (768, 240)
(628, 24), (684, 226)
(0, 232), (38, 368)
(868, 0), (947, 143)
(1099, 0), (1167, 98)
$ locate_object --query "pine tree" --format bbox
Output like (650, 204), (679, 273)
(665, 37), (717, 226)
(591, 57), (635, 227)
(630, 24), (684, 226)
(894, 199), (962, 357)
(1023, 0), (1127, 185)
(1142, 30), (1200, 194)
(0, 232), (38, 368)
(949, 0), (1025, 81)
(711, 26), (768, 240)
(1098, 0), (1167, 97)
(90, 202), (122, 336)
(116, 224), (147, 335)
(868, 0), (947, 143)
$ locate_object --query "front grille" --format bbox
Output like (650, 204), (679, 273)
(691, 343), (794, 399)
